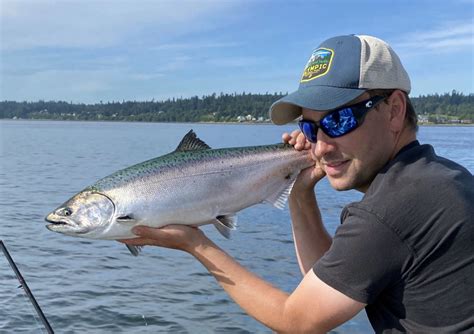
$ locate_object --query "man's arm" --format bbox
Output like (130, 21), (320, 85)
(122, 225), (365, 333)
(120, 130), (359, 332)
(289, 188), (332, 275)
(283, 130), (332, 275)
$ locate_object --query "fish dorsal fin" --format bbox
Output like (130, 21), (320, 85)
(213, 215), (238, 239)
(125, 245), (143, 256)
(265, 177), (297, 210)
(175, 130), (211, 152)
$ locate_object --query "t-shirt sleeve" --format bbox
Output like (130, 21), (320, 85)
(314, 205), (410, 304)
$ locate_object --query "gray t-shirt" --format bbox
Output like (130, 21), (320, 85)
(314, 141), (474, 333)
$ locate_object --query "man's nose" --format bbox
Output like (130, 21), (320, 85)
(314, 131), (337, 158)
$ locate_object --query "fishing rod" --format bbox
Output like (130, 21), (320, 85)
(0, 240), (54, 334)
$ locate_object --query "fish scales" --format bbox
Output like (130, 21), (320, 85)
(90, 143), (296, 191)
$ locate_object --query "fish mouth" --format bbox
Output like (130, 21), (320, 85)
(45, 214), (81, 233)
(45, 221), (89, 235)
(47, 220), (68, 226)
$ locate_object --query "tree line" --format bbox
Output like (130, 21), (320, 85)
(0, 91), (472, 123)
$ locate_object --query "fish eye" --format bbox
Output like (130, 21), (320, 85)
(63, 208), (73, 216)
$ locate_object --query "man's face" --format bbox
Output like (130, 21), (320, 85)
(302, 93), (396, 192)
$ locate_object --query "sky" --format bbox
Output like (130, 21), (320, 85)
(1, 0), (473, 103)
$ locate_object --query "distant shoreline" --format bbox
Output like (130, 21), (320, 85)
(0, 118), (273, 126)
(1, 118), (473, 127)
(2, 92), (472, 124)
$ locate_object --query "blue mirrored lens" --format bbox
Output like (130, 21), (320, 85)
(320, 108), (358, 137)
(299, 121), (317, 143)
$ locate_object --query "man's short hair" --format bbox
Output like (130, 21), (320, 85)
(369, 89), (418, 132)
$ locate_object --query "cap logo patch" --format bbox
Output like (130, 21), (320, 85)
(301, 48), (334, 82)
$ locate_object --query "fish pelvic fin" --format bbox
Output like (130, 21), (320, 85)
(116, 214), (136, 223)
(126, 244), (143, 256)
(265, 177), (297, 210)
(175, 130), (211, 152)
(117, 216), (143, 256)
(213, 215), (238, 239)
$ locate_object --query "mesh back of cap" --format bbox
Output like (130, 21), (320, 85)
(358, 35), (411, 93)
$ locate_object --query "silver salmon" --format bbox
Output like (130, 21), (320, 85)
(45, 130), (313, 255)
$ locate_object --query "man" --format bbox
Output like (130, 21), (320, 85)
(122, 35), (473, 333)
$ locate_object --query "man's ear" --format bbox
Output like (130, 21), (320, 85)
(387, 90), (407, 132)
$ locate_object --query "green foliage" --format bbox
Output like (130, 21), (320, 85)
(412, 90), (473, 122)
(0, 91), (472, 122)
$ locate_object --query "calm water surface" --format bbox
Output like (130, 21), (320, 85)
(0, 120), (472, 333)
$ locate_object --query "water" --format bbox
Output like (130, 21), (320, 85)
(0, 120), (472, 333)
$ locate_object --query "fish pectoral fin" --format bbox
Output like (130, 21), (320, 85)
(265, 178), (297, 210)
(125, 245), (143, 257)
(116, 215), (136, 223)
(213, 215), (238, 239)
(174, 130), (211, 152)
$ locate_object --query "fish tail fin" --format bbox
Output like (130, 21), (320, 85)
(213, 215), (238, 239)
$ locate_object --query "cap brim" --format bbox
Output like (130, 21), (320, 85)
(270, 86), (366, 125)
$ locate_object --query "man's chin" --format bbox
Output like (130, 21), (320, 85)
(327, 177), (353, 191)
(327, 175), (371, 193)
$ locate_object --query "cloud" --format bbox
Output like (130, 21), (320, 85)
(205, 56), (265, 68)
(0, 0), (240, 50)
(1, 51), (128, 76)
(393, 20), (473, 54)
(2, 68), (113, 102)
(129, 72), (165, 81)
(152, 41), (241, 51)
(0, 0), (250, 101)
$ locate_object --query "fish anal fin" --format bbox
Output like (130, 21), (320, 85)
(175, 130), (211, 152)
(126, 244), (143, 256)
(213, 215), (238, 239)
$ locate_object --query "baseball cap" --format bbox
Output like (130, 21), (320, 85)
(270, 34), (411, 125)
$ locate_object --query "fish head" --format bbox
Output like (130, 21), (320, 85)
(45, 191), (115, 237)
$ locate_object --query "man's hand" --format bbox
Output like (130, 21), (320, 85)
(282, 130), (325, 193)
(119, 224), (209, 253)
(282, 129), (312, 151)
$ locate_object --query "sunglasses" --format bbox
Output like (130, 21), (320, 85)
(298, 95), (386, 143)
